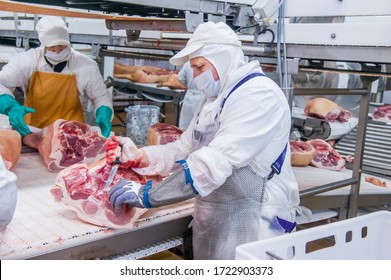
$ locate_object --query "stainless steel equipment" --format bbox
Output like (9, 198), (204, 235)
(334, 120), (391, 177)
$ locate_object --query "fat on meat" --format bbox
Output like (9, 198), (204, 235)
(304, 97), (352, 122)
(50, 159), (157, 229)
(372, 104), (391, 122)
(23, 119), (107, 172)
(307, 139), (346, 171)
(290, 140), (316, 166)
(0, 129), (21, 170)
(146, 123), (183, 146)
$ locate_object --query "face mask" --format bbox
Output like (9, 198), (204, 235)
(193, 68), (221, 97)
(45, 46), (71, 65)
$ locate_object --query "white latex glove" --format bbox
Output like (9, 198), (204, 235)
(106, 136), (144, 168)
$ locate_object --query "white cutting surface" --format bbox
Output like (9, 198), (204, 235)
(1, 154), (390, 260)
(0, 153), (193, 260)
(294, 165), (391, 195)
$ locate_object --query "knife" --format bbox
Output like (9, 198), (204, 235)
(104, 165), (119, 189)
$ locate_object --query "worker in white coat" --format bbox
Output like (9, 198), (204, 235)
(107, 22), (300, 259)
(0, 156), (17, 237)
(0, 16), (113, 137)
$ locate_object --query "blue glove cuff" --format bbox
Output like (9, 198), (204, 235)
(96, 105), (112, 118)
(0, 94), (19, 115)
(142, 180), (153, 209)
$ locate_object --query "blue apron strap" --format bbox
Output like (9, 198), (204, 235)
(267, 143), (288, 180)
(220, 72), (265, 111)
(276, 216), (297, 233)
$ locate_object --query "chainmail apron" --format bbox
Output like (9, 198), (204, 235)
(190, 100), (268, 260)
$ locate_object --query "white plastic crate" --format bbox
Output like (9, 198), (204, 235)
(236, 211), (391, 260)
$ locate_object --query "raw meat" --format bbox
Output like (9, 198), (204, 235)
(147, 123), (183, 146)
(0, 129), (21, 170)
(307, 139), (346, 171)
(372, 104), (391, 122)
(290, 140), (316, 166)
(51, 159), (154, 229)
(23, 119), (106, 172)
(304, 97), (352, 122)
(114, 63), (179, 83)
(365, 176), (387, 187)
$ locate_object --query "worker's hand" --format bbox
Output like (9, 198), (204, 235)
(109, 178), (145, 211)
(7, 105), (35, 136)
(0, 94), (34, 136)
(157, 75), (187, 90)
(106, 136), (145, 168)
(96, 105), (112, 138)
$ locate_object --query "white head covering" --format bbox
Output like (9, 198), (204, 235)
(36, 16), (70, 47)
(189, 44), (247, 90)
(169, 21), (242, 66)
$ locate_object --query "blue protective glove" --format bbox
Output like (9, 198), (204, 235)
(0, 94), (35, 136)
(96, 105), (112, 138)
(109, 178), (145, 211)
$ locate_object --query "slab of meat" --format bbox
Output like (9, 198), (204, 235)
(290, 140), (316, 166)
(51, 159), (153, 229)
(307, 139), (346, 171)
(305, 97), (352, 122)
(114, 63), (179, 83)
(0, 129), (21, 170)
(23, 119), (106, 172)
(147, 123), (183, 146)
(372, 104), (391, 122)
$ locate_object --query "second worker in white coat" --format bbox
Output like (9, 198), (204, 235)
(107, 22), (300, 260)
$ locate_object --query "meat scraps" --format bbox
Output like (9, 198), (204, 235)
(147, 123), (183, 146)
(51, 159), (152, 229)
(23, 119), (107, 172)
(372, 104), (391, 122)
(307, 139), (346, 171)
(290, 140), (316, 166)
(365, 176), (387, 188)
(305, 97), (352, 122)
(0, 129), (21, 170)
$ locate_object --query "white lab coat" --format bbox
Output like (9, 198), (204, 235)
(0, 156), (17, 233)
(136, 59), (300, 222)
(0, 47), (113, 121)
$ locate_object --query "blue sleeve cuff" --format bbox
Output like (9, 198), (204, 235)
(176, 159), (198, 195)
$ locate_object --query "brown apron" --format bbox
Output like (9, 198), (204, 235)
(24, 71), (84, 128)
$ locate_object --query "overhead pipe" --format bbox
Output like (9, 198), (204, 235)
(124, 39), (276, 57)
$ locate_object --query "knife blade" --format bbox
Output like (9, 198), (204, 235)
(104, 165), (119, 189)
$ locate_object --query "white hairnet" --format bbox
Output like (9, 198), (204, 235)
(169, 21), (242, 66)
(36, 16), (70, 47)
(189, 44), (247, 90)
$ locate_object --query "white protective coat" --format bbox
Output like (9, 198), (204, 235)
(0, 156), (17, 234)
(133, 22), (300, 259)
(0, 47), (113, 121)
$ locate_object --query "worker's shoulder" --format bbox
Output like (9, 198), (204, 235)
(9, 47), (40, 62)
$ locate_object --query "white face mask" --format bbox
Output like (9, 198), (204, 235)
(45, 46), (71, 65)
(193, 68), (221, 97)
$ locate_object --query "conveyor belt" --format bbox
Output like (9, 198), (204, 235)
(334, 120), (391, 177)
(0, 153), (193, 260)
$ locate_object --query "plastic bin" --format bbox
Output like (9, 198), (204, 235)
(236, 211), (391, 260)
(125, 105), (160, 145)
